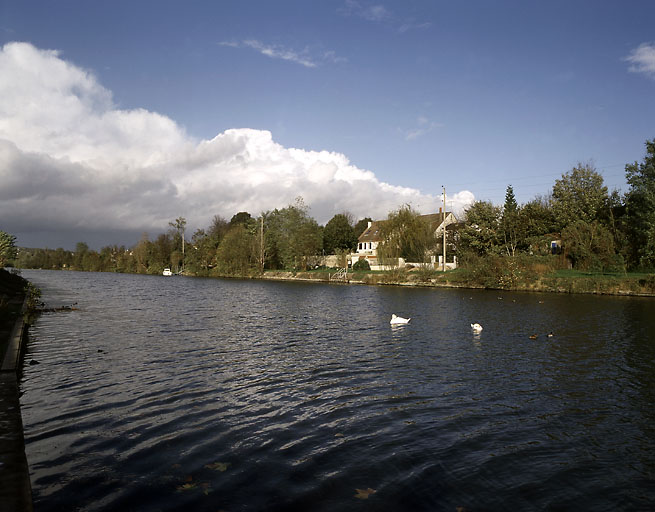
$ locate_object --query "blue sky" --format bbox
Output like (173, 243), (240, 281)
(1, 1), (654, 249)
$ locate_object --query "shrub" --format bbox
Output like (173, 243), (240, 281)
(352, 259), (371, 271)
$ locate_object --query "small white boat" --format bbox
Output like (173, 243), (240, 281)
(471, 323), (483, 333)
(390, 314), (411, 325)
(162, 268), (173, 276)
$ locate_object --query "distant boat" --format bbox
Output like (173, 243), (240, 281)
(390, 314), (410, 325)
(162, 268), (173, 276)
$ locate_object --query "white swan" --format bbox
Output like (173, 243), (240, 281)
(390, 314), (411, 325)
(471, 323), (483, 333)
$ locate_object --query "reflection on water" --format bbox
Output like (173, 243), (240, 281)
(18, 270), (655, 511)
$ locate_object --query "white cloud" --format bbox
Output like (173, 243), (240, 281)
(403, 116), (443, 141)
(624, 42), (655, 78)
(220, 40), (347, 68)
(0, 42), (472, 247)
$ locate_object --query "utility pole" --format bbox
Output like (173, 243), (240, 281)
(442, 186), (447, 272)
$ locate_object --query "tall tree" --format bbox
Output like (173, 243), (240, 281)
(168, 217), (187, 270)
(459, 200), (502, 256)
(624, 139), (655, 268)
(551, 163), (608, 229)
(215, 224), (257, 276)
(323, 213), (357, 254)
(264, 198), (322, 270)
(501, 185), (521, 256)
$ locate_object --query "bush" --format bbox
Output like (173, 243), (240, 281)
(352, 259), (370, 271)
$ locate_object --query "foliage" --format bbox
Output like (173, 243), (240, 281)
(323, 213), (357, 254)
(551, 163), (608, 229)
(501, 185), (522, 256)
(520, 195), (558, 239)
(458, 200), (502, 256)
(352, 258), (370, 271)
(561, 220), (623, 271)
(215, 225), (256, 276)
(377, 205), (435, 264)
(624, 139), (655, 269)
(0, 231), (17, 266)
(263, 198), (322, 270)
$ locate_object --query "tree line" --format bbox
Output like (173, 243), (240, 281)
(11, 198), (372, 276)
(6, 138), (655, 276)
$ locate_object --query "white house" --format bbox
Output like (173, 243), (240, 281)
(350, 209), (458, 270)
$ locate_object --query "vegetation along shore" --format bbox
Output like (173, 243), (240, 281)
(3, 139), (655, 297)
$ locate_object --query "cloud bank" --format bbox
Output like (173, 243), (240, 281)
(0, 42), (472, 248)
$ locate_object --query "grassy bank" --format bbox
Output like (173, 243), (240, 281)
(258, 264), (655, 296)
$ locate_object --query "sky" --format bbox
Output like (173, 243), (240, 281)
(1, 0), (654, 250)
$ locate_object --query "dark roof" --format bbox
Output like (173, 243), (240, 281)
(358, 221), (384, 243)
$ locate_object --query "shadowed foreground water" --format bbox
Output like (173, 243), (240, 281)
(18, 270), (655, 511)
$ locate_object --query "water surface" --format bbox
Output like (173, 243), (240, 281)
(19, 270), (655, 511)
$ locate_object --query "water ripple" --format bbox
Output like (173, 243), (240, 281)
(16, 271), (655, 511)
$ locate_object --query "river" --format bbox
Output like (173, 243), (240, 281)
(17, 270), (655, 511)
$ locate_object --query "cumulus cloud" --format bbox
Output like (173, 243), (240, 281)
(624, 42), (655, 78)
(0, 42), (472, 248)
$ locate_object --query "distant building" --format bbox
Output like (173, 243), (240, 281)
(350, 209), (458, 270)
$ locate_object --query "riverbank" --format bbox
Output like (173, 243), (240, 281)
(255, 268), (655, 297)
(0, 268), (34, 512)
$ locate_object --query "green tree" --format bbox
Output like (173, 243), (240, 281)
(377, 205), (435, 264)
(323, 213), (357, 254)
(0, 231), (17, 267)
(168, 217), (187, 271)
(264, 198), (322, 270)
(215, 224), (257, 275)
(230, 211), (253, 228)
(561, 220), (620, 271)
(551, 163), (608, 229)
(501, 185), (522, 256)
(459, 200), (502, 256)
(624, 139), (655, 269)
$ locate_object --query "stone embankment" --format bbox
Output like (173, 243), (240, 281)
(0, 269), (34, 512)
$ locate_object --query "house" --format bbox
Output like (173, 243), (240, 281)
(350, 209), (458, 270)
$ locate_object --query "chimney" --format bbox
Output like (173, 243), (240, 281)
(439, 207), (442, 214)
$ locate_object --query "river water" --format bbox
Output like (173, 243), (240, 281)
(17, 270), (655, 511)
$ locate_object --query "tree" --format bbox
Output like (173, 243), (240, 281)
(323, 213), (357, 254)
(561, 220), (619, 271)
(230, 211), (253, 228)
(551, 163), (608, 229)
(624, 139), (655, 269)
(459, 200), (502, 256)
(264, 198), (322, 270)
(0, 231), (17, 266)
(501, 185), (521, 256)
(377, 205), (435, 264)
(168, 217), (187, 270)
(215, 224), (257, 276)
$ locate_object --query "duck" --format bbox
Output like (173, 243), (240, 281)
(471, 323), (483, 333)
(529, 334), (538, 340)
(390, 314), (411, 325)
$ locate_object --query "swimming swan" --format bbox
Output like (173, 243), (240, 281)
(390, 314), (411, 325)
(471, 323), (483, 333)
